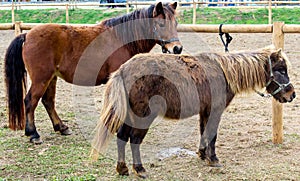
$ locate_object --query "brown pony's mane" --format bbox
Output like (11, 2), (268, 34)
(206, 46), (277, 94)
(100, 4), (176, 55)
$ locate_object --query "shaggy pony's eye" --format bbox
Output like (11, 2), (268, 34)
(158, 23), (165, 28)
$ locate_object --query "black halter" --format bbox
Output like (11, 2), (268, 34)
(256, 57), (291, 97)
(153, 26), (179, 53)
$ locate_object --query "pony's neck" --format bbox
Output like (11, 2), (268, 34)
(102, 6), (156, 56)
(217, 52), (270, 94)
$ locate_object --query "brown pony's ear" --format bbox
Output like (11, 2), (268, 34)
(153, 2), (164, 17)
(169, 2), (177, 10)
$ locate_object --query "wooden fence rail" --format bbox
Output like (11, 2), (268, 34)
(0, 22), (300, 144)
(2, 22), (300, 33)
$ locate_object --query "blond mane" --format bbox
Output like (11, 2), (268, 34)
(212, 46), (277, 94)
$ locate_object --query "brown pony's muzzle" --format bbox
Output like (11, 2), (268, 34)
(173, 45), (183, 54)
(163, 42), (183, 54)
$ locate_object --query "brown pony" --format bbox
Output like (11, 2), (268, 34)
(91, 45), (295, 178)
(4, 2), (182, 144)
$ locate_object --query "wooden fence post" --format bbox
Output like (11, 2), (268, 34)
(268, 0), (272, 24)
(11, 1), (15, 23)
(272, 21), (285, 144)
(14, 21), (22, 36)
(66, 4), (69, 24)
(192, 0), (196, 24)
(126, 0), (129, 14)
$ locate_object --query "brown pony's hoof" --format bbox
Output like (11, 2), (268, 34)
(116, 162), (129, 176)
(133, 164), (147, 178)
(30, 137), (43, 144)
(60, 128), (72, 135)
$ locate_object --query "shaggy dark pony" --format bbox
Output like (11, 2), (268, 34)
(91, 45), (295, 178)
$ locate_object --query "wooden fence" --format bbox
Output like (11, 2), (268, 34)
(1, 1), (300, 24)
(0, 22), (300, 143)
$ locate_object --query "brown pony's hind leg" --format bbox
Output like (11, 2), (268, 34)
(24, 64), (58, 144)
(24, 88), (41, 144)
(41, 76), (71, 135)
(25, 83), (51, 144)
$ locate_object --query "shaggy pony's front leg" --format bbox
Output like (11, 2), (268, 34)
(198, 112), (222, 167)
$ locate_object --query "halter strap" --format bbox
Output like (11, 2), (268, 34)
(256, 56), (291, 97)
(153, 26), (179, 53)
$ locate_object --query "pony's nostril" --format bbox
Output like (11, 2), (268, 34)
(292, 92), (296, 99)
(173, 46), (183, 54)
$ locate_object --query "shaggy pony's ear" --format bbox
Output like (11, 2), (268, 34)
(153, 2), (164, 17)
(277, 48), (282, 56)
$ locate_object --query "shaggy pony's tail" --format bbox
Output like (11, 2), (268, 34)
(4, 33), (27, 130)
(91, 71), (128, 160)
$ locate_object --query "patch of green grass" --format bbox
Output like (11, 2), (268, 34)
(179, 7), (300, 24)
(0, 7), (299, 24)
(0, 124), (116, 180)
(0, 9), (127, 24)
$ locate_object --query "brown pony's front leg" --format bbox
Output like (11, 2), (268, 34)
(41, 76), (71, 135)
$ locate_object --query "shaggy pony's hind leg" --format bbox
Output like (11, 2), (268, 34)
(130, 128), (149, 179)
(116, 124), (131, 176)
(197, 115), (207, 160)
(116, 124), (149, 178)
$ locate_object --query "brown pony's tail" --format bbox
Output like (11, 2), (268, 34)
(90, 71), (128, 160)
(4, 33), (27, 130)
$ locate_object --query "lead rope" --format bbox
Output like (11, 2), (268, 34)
(255, 57), (273, 98)
(219, 24), (233, 52)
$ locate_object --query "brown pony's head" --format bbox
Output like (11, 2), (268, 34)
(266, 49), (296, 103)
(152, 2), (183, 54)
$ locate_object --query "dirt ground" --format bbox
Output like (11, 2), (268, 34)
(0, 30), (299, 180)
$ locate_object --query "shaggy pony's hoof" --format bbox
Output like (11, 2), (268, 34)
(206, 159), (222, 167)
(116, 162), (129, 176)
(133, 164), (148, 178)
